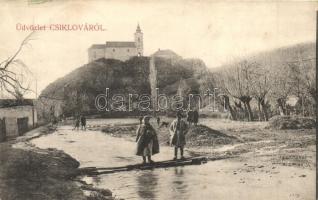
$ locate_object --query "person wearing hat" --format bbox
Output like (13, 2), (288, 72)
(135, 116), (159, 164)
(169, 111), (189, 160)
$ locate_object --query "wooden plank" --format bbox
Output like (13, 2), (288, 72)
(79, 157), (208, 176)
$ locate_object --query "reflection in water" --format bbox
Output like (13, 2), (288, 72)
(134, 168), (189, 200)
(171, 167), (188, 200)
(136, 170), (159, 199)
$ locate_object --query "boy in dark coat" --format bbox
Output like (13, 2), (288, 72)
(136, 116), (159, 164)
(80, 115), (86, 130)
(169, 111), (189, 160)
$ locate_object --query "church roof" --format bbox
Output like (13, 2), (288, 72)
(136, 24), (142, 33)
(89, 44), (106, 49)
(106, 41), (136, 48)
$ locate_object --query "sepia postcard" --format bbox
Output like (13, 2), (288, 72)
(0, 0), (316, 200)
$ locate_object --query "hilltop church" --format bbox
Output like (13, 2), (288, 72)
(88, 24), (143, 62)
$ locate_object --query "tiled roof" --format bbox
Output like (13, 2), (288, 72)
(0, 99), (35, 108)
(89, 44), (106, 49)
(152, 49), (180, 58)
(106, 41), (136, 48)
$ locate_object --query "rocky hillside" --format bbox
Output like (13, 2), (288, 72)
(39, 56), (213, 117)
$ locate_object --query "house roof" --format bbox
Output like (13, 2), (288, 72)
(0, 99), (35, 108)
(105, 41), (136, 48)
(89, 44), (106, 49)
(152, 49), (181, 58)
(286, 95), (299, 107)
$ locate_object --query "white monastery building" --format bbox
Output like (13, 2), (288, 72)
(88, 24), (144, 62)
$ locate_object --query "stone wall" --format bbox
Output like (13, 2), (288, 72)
(105, 47), (138, 61)
(89, 47), (139, 62)
(88, 48), (105, 62)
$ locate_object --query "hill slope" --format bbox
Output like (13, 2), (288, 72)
(214, 42), (315, 72)
(39, 56), (213, 117)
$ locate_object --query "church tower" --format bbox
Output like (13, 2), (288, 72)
(134, 24), (143, 56)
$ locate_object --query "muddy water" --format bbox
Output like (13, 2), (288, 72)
(31, 126), (315, 200)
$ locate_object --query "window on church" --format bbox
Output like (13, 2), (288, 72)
(113, 49), (115, 52)
(127, 49), (130, 52)
(138, 38), (140, 42)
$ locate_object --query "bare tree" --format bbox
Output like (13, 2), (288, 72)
(220, 60), (256, 121)
(250, 63), (271, 121)
(212, 72), (238, 120)
(0, 32), (36, 100)
(286, 57), (316, 116)
(268, 63), (293, 116)
(220, 94), (237, 120)
(301, 59), (316, 104)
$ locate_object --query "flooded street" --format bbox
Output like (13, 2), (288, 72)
(31, 124), (315, 200)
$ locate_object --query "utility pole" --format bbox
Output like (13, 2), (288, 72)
(0, 84), (3, 99)
(35, 78), (38, 99)
(302, 95), (305, 117)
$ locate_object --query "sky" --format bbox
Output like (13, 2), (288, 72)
(0, 0), (317, 98)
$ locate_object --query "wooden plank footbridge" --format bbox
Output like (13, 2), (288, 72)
(78, 157), (209, 176)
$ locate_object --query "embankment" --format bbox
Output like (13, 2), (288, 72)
(0, 125), (118, 200)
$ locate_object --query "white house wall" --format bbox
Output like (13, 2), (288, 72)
(0, 106), (37, 137)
